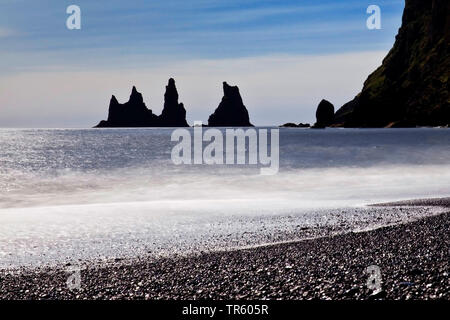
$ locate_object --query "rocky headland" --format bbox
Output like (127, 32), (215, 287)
(334, 0), (449, 127)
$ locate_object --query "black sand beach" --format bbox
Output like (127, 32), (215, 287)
(1, 198), (448, 300)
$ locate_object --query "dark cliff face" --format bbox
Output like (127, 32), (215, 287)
(208, 82), (253, 127)
(334, 0), (449, 127)
(158, 78), (189, 127)
(95, 79), (189, 128)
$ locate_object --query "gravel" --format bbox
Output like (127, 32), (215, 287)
(0, 199), (449, 300)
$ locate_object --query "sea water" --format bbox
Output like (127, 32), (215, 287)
(0, 128), (449, 268)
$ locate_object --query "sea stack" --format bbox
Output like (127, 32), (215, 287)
(334, 0), (450, 127)
(158, 78), (189, 127)
(208, 82), (253, 127)
(312, 99), (335, 128)
(95, 86), (158, 127)
(95, 79), (189, 127)
(280, 123), (310, 128)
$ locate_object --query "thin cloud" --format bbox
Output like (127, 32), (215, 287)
(0, 27), (17, 38)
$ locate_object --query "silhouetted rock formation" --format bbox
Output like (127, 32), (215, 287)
(208, 82), (253, 127)
(334, 0), (450, 127)
(96, 87), (158, 127)
(312, 99), (335, 128)
(280, 123), (310, 128)
(95, 79), (189, 128)
(280, 123), (298, 128)
(158, 78), (189, 127)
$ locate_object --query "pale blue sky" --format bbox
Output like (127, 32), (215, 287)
(0, 0), (405, 126)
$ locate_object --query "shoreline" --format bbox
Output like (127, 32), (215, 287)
(0, 198), (448, 300)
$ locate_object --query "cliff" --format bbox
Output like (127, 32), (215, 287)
(208, 82), (253, 127)
(334, 0), (450, 127)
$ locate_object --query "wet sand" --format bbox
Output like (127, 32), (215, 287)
(0, 198), (448, 300)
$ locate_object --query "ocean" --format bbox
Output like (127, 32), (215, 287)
(0, 128), (449, 268)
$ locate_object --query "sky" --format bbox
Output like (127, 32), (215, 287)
(0, 0), (405, 127)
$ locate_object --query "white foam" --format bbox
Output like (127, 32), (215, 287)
(1, 129), (449, 268)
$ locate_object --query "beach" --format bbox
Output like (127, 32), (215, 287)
(1, 198), (448, 300)
(1, 0), (449, 305)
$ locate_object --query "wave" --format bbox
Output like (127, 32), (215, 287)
(1, 164), (449, 210)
